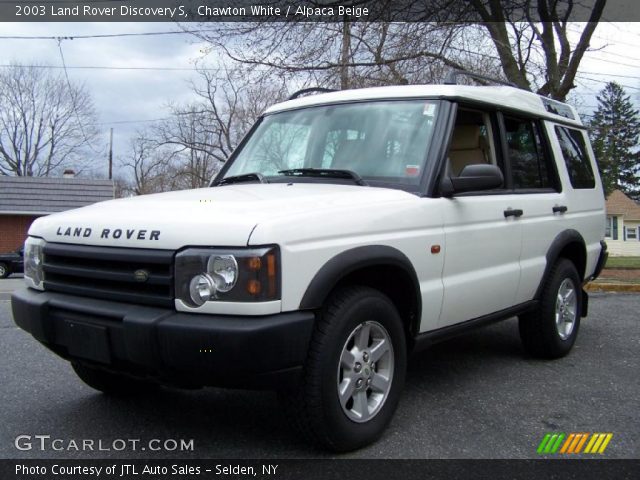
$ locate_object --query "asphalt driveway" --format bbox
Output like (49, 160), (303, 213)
(0, 288), (638, 459)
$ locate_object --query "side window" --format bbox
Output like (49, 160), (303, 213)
(503, 116), (553, 190)
(554, 126), (596, 189)
(447, 109), (499, 178)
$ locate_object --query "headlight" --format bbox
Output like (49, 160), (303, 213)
(207, 254), (238, 292)
(24, 237), (45, 290)
(175, 247), (280, 307)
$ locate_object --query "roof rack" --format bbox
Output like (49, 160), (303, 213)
(444, 69), (517, 88)
(288, 87), (337, 100)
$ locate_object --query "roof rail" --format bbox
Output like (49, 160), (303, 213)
(444, 69), (517, 88)
(288, 87), (337, 100)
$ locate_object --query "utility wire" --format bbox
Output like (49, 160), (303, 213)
(90, 117), (171, 125)
(2, 54), (637, 92)
(576, 74), (640, 91)
(3, 63), (637, 80)
(579, 71), (640, 80)
(0, 64), (270, 80)
(581, 55), (640, 70)
(586, 48), (640, 62)
(56, 39), (102, 153)
(0, 63), (224, 72)
(1, 28), (639, 72)
(0, 30), (213, 40)
(566, 27), (640, 53)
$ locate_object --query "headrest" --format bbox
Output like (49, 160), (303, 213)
(450, 125), (481, 150)
(335, 139), (366, 158)
(333, 138), (366, 168)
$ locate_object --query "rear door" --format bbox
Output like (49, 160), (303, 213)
(500, 115), (567, 304)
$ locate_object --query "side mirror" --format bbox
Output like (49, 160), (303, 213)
(440, 164), (504, 197)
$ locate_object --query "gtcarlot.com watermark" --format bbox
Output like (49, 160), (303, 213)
(15, 435), (194, 452)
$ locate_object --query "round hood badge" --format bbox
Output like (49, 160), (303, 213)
(133, 269), (150, 282)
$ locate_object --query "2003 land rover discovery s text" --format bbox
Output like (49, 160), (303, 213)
(12, 75), (608, 451)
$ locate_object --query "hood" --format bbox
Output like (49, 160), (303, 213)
(29, 183), (415, 250)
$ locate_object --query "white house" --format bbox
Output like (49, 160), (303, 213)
(605, 190), (640, 256)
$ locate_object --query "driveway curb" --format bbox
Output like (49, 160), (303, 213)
(586, 283), (640, 293)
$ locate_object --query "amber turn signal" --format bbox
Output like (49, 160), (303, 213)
(247, 257), (262, 271)
(247, 279), (262, 296)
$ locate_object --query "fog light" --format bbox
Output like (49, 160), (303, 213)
(189, 274), (216, 306)
(24, 237), (45, 290)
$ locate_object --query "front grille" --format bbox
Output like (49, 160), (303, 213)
(43, 243), (174, 307)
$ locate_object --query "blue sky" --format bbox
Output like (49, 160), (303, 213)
(0, 21), (638, 179)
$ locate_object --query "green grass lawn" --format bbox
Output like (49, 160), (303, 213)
(605, 256), (640, 269)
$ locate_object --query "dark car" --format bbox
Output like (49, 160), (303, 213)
(0, 246), (23, 279)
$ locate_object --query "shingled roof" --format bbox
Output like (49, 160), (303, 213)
(606, 189), (640, 221)
(0, 176), (114, 215)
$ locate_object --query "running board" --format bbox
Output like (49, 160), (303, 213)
(412, 300), (539, 352)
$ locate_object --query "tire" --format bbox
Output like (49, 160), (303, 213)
(0, 262), (9, 279)
(519, 258), (582, 359)
(280, 286), (407, 452)
(71, 362), (156, 396)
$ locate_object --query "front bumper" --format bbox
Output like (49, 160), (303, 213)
(11, 288), (315, 389)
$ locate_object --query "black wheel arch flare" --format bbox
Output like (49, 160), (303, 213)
(299, 245), (422, 337)
(536, 229), (589, 315)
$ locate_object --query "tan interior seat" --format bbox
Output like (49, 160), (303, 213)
(449, 125), (488, 176)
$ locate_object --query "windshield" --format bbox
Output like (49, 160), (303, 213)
(221, 100), (440, 189)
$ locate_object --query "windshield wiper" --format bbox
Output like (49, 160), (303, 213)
(278, 168), (368, 186)
(214, 172), (267, 186)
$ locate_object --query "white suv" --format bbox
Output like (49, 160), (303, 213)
(12, 76), (608, 452)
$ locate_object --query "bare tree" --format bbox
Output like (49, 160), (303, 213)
(187, 1), (606, 100)
(464, 0), (606, 100)
(119, 132), (176, 195)
(0, 63), (99, 176)
(117, 69), (284, 195)
(189, 22), (471, 89)
(112, 175), (131, 199)
(153, 68), (287, 188)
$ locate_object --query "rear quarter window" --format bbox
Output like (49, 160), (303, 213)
(554, 126), (595, 189)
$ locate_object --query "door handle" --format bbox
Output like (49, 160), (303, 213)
(553, 205), (568, 214)
(504, 208), (523, 218)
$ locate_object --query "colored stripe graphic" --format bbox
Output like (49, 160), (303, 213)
(540, 433), (613, 454)
(584, 433), (599, 453)
(537, 434), (552, 454)
(569, 433), (588, 453)
(584, 433), (614, 454)
(574, 433), (589, 453)
(550, 433), (565, 453)
(545, 434), (559, 454)
(537, 433), (566, 454)
(560, 433), (575, 453)
(598, 434), (613, 453)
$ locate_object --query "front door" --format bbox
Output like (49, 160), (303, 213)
(438, 107), (523, 327)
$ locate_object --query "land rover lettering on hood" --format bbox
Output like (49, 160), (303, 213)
(55, 226), (161, 241)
